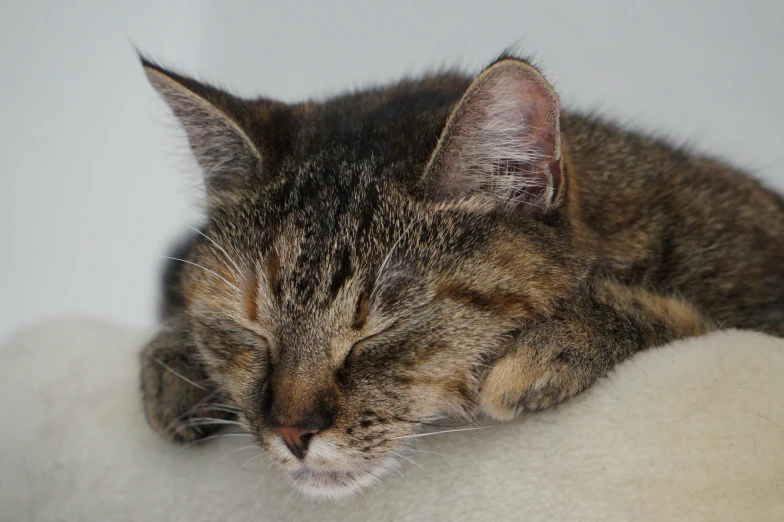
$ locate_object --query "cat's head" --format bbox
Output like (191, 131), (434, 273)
(144, 55), (585, 498)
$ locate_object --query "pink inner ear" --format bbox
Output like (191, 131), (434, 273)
(433, 66), (561, 214)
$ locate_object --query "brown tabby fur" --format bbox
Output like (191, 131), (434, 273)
(139, 52), (783, 498)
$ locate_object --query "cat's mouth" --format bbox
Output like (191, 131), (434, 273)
(264, 433), (403, 499)
(288, 466), (387, 499)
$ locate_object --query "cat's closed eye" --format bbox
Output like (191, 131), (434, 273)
(344, 317), (407, 364)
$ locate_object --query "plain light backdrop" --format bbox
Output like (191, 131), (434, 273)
(2, 1), (783, 342)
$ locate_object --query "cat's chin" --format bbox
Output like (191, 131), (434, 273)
(266, 434), (404, 499)
(288, 466), (386, 500)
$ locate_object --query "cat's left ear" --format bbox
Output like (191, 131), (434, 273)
(141, 57), (263, 203)
(423, 58), (564, 216)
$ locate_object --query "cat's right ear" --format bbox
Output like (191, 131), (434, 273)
(422, 57), (564, 217)
(141, 57), (263, 203)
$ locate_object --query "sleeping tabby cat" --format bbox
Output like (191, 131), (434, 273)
(139, 53), (784, 498)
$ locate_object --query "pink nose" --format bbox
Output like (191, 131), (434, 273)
(274, 426), (320, 459)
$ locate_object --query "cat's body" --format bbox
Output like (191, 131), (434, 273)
(564, 114), (784, 334)
(139, 54), (784, 498)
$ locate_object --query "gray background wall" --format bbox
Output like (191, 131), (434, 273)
(2, 1), (783, 341)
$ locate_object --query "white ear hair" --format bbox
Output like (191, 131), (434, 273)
(143, 62), (262, 202)
(425, 59), (563, 215)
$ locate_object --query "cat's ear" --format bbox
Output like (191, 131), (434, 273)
(141, 57), (262, 203)
(424, 58), (564, 216)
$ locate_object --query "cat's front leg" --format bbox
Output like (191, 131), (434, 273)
(479, 280), (714, 421)
(140, 317), (236, 443)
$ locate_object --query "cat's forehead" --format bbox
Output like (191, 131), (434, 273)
(275, 155), (382, 217)
(254, 170), (411, 310)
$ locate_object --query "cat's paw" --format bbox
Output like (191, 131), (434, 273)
(478, 352), (582, 421)
(140, 331), (235, 444)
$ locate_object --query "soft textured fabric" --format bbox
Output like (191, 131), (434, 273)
(1, 319), (782, 521)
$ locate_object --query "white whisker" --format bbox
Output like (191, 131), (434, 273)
(162, 256), (241, 293)
(231, 451), (266, 478)
(182, 222), (245, 281)
(388, 425), (492, 440)
(401, 448), (447, 457)
(389, 451), (425, 471)
(281, 482), (299, 511)
(170, 418), (243, 437)
(208, 444), (260, 469)
(174, 404), (239, 423)
(179, 432), (252, 451)
(150, 356), (210, 392)
(371, 217), (423, 297)
(202, 401), (241, 410)
(193, 404), (242, 415)
(179, 419), (243, 428)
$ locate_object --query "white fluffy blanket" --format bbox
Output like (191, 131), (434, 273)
(1, 319), (782, 521)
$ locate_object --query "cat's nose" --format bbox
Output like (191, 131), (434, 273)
(273, 425), (320, 459)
